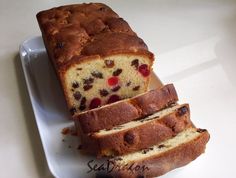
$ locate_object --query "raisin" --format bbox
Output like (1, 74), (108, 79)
(76, 68), (82, 70)
(79, 97), (86, 111)
(104, 60), (114, 68)
(177, 106), (188, 116)
(124, 132), (135, 144)
(107, 95), (120, 104)
(89, 98), (102, 109)
(197, 128), (207, 133)
(126, 81), (131, 87)
(83, 85), (93, 91)
(158, 144), (165, 149)
(79, 105), (86, 111)
(131, 59), (139, 70)
(91, 71), (103, 79)
(99, 89), (109, 97)
(111, 85), (121, 92)
(69, 107), (76, 115)
(83, 77), (94, 85)
(133, 86), (140, 91)
(113, 68), (122, 76)
(107, 76), (119, 86)
(138, 64), (150, 77)
(72, 81), (79, 88)
(73, 91), (81, 100)
(56, 42), (64, 48)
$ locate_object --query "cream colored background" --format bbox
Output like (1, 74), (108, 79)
(1, 0), (236, 178)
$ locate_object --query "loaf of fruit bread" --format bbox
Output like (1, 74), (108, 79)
(74, 84), (178, 133)
(36, 3), (154, 115)
(80, 104), (192, 157)
(96, 128), (210, 178)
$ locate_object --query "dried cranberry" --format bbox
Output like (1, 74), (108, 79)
(99, 89), (109, 97)
(91, 71), (103, 79)
(104, 60), (114, 68)
(133, 86), (140, 91)
(107, 76), (119, 86)
(89, 98), (102, 109)
(72, 81), (79, 88)
(83, 85), (93, 91)
(73, 91), (81, 100)
(131, 59), (139, 70)
(138, 64), (150, 77)
(107, 95), (120, 104)
(111, 85), (121, 92)
(113, 68), (122, 76)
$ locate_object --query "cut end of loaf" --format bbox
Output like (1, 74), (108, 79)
(63, 54), (153, 115)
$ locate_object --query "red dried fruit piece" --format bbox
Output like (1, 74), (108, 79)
(107, 94), (120, 104)
(89, 98), (101, 109)
(138, 64), (150, 77)
(107, 76), (119, 86)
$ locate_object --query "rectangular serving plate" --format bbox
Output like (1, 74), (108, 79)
(19, 36), (164, 178)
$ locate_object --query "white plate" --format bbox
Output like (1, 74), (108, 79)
(19, 36), (163, 178)
(19, 36), (236, 178)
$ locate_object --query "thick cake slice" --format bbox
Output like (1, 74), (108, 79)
(81, 104), (192, 157)
(97, 128), (210, 178)
(36, 3), (154, 115)
(74, 84), (178, 133)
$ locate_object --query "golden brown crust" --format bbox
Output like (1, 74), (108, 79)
(109, 129), (210, 178)
(36, 3), (154, 69)
(81, 104), (191, 157)
(73, 84), (178, 133)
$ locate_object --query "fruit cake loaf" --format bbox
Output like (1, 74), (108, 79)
(74, 84), (178, 134)
(36, 3), (154, 115)
(97, 128), (210, 178)
(80, 104), (192, 157)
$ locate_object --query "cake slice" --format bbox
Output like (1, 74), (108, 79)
(97, 128), (210, 178)
(36, 3), (154, 115)
(81, 104), (192, 157)
(74, 84), (178, 133)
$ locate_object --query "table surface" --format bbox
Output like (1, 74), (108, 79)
(1, 0), (236, 178)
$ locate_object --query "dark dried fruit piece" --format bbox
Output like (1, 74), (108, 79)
(138, 64), (150, 77)
(83, 77), (94, 85)
(76, 68), (82, 70)
(124, 132), (135, 144)
(108, 76), (119, 86)
(91, 71), (103, 79)
(79, 97), (86, 111)
(131, 59), (139, 70)
(133, 86), (140, 91)
(83, 85), (93, 91)
(177, 106), (188, 116)
(111, 85), (121, 92)
(142, 148), (153, 154)
(56, 42), (64, 48)
(72, 81), (79, 88)
(126, 81), (131, 87)
(99, 89), (109, 97)
(89, 98), (102, 109)
(107, 94), (120, 104)
(113, 68), (123, 76)
(158, 144), (165, 149)
(73, 91), (81, 100)
(69, 107), (76, 115)
(197, 128), (207, 133)
(104, 60), (114, 68)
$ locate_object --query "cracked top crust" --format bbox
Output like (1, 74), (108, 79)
(36, 3), (153, 68)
